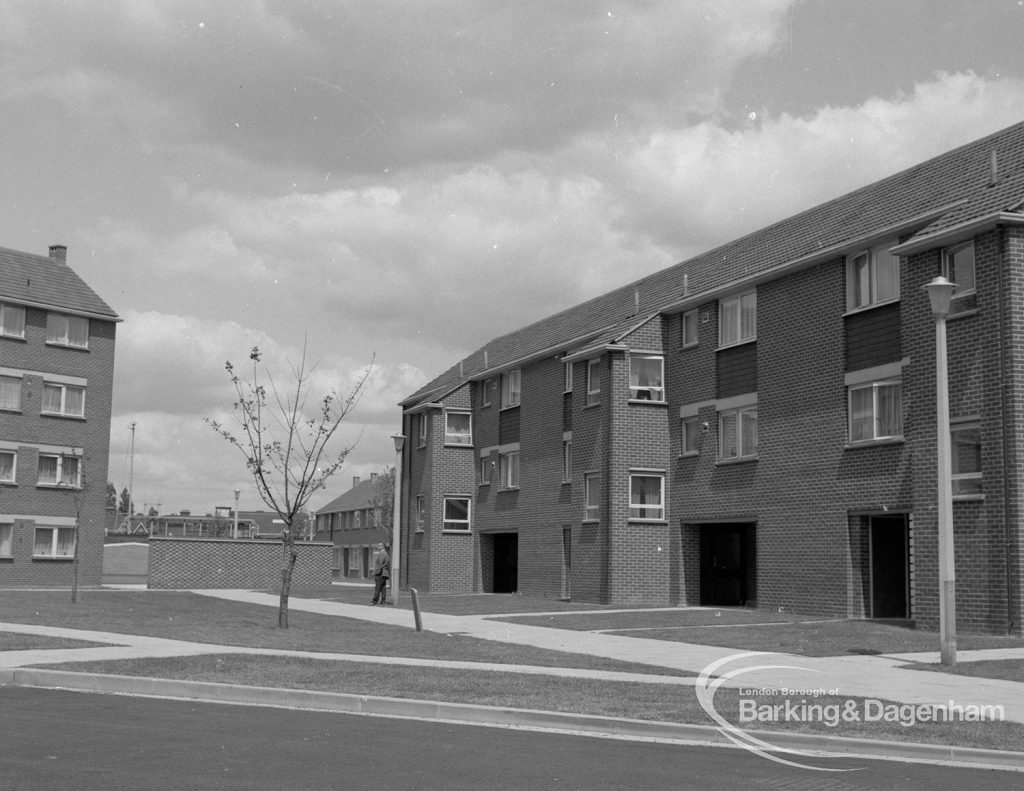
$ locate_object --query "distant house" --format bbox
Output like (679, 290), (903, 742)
(0, 244), (120, 587)
(315, 475), (388, 579)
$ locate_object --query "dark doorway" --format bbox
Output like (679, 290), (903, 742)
(870, 515), (909, 618)
(493, 533), (518, 593)
(699, 524), (753, 606)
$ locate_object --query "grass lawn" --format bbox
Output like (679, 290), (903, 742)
(908, 658), (1024, 684)
(0, 590), (688, 676)
(42, 653), (1024, 753)
(0, 634), (107, 651)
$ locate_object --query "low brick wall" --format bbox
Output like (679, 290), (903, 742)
(148, 537), (332, 589)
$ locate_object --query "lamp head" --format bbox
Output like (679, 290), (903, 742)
(924, 275), (957, 319)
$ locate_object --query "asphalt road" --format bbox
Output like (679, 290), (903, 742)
(0, 687), (1018, 790)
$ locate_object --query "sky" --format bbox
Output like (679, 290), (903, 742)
(3, 0), (1024, 515)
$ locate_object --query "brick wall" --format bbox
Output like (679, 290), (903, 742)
(147, 537), (332, 588)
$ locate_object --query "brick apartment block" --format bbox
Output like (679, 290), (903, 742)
(398, 122), (1024, 635)
(0, 245), (119, 587)
(314, 473), (391, 580)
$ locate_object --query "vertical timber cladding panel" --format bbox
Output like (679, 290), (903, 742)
(669, 301), (718, 606)
(516, 356), (576, 599)
(608, 319), (673, 606)
(573, 355), (610, 602)
(431, 386), (477, 593)
(405, 410), (431, 592)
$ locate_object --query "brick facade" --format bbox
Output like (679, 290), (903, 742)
(398, 123), (1024, 635)
(147, 537), (332, 588)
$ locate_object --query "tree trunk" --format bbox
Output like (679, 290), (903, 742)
(278, 530), (298, 628)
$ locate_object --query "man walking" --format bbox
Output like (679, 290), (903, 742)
(370, 542), (391, 605)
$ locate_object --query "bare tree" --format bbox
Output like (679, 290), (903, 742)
(207, 345), (368, 628)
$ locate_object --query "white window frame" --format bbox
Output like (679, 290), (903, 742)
(682, 309), (699, 348)
(943, 241), (977, 312)
(0, 303), (26, 339)
(586, 359), (601, 406)
(584, 472), (600, 520)
(0, 522), (11, 557)
(499, 450), (520, 489)
(480, 379), (492, 408)
(479, 456), (492, 486)
(444, 410), (473, 445)
(33, 525), (76, 558)
(846, 245), (900, 311)
(562, 438), (572, 483)
(501, 369), (521, 408)
(719, 405), (758, 461)
(564, 361), (573, 393)
(37, 454), (81, 487)
(442, 496), (471, 532)
(681, 417), (701, 456)
(629, 472), (665, 521)
(418, 412), (428, 446)
(348, 545), (361, 572)
(629, 353), (664, 402)
(0, 375), (22, 411)
(415, 495), (426, 531)
(719, 291), (757, 347)
(951, 420), (982, 498)
(0, 450), (16, 483)
(42, 382), (86, 417)
(46, 313), (90, 349)
(848, 379), (902, 443)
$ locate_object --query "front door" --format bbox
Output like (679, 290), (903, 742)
(493, 533), (518, 593)
(700, 524), (751, 606)
(870, 515), (909, 618)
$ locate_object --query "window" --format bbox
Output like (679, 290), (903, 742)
(952, 422), (982, 497)
(849, 380), (902, 442)
(418, 413), (428, 446)
(37, 454), (81, 487)
(0, 523), (11, 557)
(415, 495), (425, 530)
(562, 439), (572, 482)
(584, 473), (600, 519)
(586, 359), (601, 406)
(46, 313), (89, 348)
(33, 525), (76, 558)
(681, 417), (701, 455)
(0, 450), (15, 483)
(629, 354), (664, 401)
(479, 456), (492, 485)
(682, 309), (699, 348)
(0, 375), (21, 411)
(480, 379), (492, 408)
(501, 369), (521, 408)
(443, 497), (471, 531)
(943, 241), (976, 312)
(0, 304), (25, 338)
(348, 546), (361, 573)
(629, 473), (665, 520)
(42, 383), (85, 417)
(499, 451), (519, 489)
(354, 511), (362, 530)
(564, 361), (573, 392)
(719, 406), (758, 460)
(719, 291), (756, 346)
(445, 411), (472, 445)
(848, 246), (899, 310)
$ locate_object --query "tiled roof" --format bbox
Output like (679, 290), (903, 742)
(317, 477), (379, 515)
(0, 246), (118, 319)
(403, 121), (1024, 409)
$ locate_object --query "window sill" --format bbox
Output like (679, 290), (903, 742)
(584, 401), (601, 410)
(628, 398), (668, 406)
(716, 338), (756, 353)
(953, 494), (985, 502)
(561, 480), (571, 486)
(0, 335), (27, 343)
(41, 413), (87, 421)
(681, 342), (698, 351)
(45, 342), (90, 352)
(499, 486), (520, 493)
(499, 404), (521, 412)
(36, 483), (82, 490)
(582, 518), (600, 525)
(678, 452), (699, 459)
(627, 518), (667, 524)
(947, 307), (979, 321)
(444, 441), (474, 448)
(441, 529), (471, 535)
(844, 438), (904, 450)
(32, 556), (74, 561)
(478, 481), (490, 487)
(715, 456), (757, 467)
(0, 408), (23, 415)
(843, 298), (900, 318)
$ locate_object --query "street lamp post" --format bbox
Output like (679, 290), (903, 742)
(390, 434), (406, 605)
(925, 275), (958, 667)
(233, 488), (240, 539)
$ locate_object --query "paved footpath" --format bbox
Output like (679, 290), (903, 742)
(195, 590), (1024, 725)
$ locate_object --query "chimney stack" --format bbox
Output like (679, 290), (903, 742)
(352, 476), (361, 488)
(48, 245), (67, 263)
